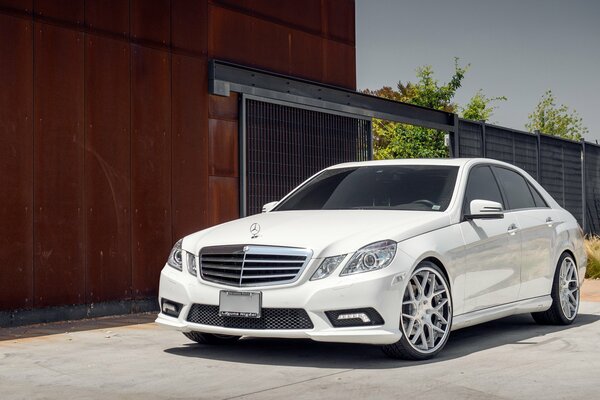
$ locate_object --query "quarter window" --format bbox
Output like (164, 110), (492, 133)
(463, 166), (504, 215)
(492, 167), (536, 210)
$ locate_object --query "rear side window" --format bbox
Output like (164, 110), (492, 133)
(528, 182), (548, 207)
(463, 166), (504, 214)
(492, 167), (536, 210)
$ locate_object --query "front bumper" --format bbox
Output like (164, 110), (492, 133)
(155, 256), (412, 345)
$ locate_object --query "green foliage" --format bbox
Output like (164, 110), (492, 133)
(461, 90), (507, 122)
(365, 59), (505, 159)
(526, 90), (588, 141)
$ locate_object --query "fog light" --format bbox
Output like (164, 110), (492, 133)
(337, 313), (371, 323)
(325, 308), (385, 327)
(161, 299), (182, 318)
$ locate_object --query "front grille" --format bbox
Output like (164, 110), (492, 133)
(186, 304), (314, 330)
(199, 245), (312, 287)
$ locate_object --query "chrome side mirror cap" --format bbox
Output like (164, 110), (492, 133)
(262, 201), (279, 213)
(465, 199), (504, 220)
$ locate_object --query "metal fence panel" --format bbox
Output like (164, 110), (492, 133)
(585, 144), (600, 235)
(245, 99), (371, 216)
(539, 135), (583, 226)
(458, 120), (483, 157)
(457, 119), (594, 233)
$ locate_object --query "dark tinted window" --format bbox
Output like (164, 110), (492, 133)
(275, 165), (459, 212)
(463, 166), (504, 214)
(528, 182), (548, 207)
(493, 167), (536, 210)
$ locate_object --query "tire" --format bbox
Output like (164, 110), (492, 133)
(183, 331), (241, 345)
(382, 261), (453, 360)
(532, 253), (580, 325)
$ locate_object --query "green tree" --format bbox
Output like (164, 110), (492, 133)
(526, 90), (588, 141)
(461, 90), (507, 122)
(364, 59), (505, 159)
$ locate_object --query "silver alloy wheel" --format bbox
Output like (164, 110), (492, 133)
(401, 267), (452, 354)
(559, 256), (579, 320)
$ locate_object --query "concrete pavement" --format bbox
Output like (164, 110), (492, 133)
(1, 289), (599, 399)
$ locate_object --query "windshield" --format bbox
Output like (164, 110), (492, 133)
(274, 165), (459, 212)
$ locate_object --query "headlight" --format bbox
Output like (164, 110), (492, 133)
(167, 239), (183, 271)
(340, 240), (397, 276)
(310, 254), (347, 281)
(186, 251), (197, 276)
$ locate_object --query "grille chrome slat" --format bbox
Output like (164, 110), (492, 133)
(199, 245), (312, 287)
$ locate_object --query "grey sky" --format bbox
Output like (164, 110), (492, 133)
(355, 0), (600, 143)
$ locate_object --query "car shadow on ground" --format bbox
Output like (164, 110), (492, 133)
(164, 312), (600, 369)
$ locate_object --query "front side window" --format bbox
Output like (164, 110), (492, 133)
(274, 165), (459, 212)
(462, 166), (504, 215)
(492, 167), (536, 210)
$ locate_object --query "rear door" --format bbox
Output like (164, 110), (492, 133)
(460, 165), (522, 313)
(492, 166), (555, 300)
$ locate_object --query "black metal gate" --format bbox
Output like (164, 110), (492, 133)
(243, 98), (371, 216)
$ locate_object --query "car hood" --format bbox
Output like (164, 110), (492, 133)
(184, 210), (451, 257)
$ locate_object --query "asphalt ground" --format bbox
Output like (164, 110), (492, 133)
(1, 280), (599, 400)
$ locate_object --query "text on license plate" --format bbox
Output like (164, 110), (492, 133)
(219, 291), (261, 318)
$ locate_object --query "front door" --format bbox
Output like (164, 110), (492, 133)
(460, 165), (521, 313)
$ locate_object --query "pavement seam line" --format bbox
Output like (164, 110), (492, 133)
(221, 368), (354, 400)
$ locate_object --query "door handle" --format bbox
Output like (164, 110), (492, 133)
(507, 223), (519, 235)
(546, 217), (553, 226)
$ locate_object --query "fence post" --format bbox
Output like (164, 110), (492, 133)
(453, 115), (460, 158)
(535, 130), (541, 181)
(480, 120), (487, 157)
(582, 141), (587, 233)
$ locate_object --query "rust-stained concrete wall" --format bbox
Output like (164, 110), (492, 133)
(0, 0), (356, 314)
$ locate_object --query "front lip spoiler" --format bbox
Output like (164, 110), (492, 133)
(155, 313), (402, 345)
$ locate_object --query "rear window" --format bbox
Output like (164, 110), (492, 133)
(492, 167), (536, 210)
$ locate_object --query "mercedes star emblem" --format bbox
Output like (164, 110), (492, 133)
(250, 223), (261, 238)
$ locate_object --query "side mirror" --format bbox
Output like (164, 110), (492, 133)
(465, 199), (504, 220)
(262, 201), (279, 213)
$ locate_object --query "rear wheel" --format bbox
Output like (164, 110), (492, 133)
(532, 253), (580, 325)
(382, 262), (452, 360)
(183, 331), (241, 345)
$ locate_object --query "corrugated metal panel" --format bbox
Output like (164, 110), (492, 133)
(84, 34), (131, 303)
(85, 0), (129, 37)
(213, 0), (322, 34)
(290, 29), (323, 82)
(131, 0), (170, 46)
(34, 23), (85, 307)
(131, 45), (172, 298)
(34, 0), (83, 25)
(323, 39), (356, 89)
(585, 144), (600, 235)
(245, 99), (371, 216)
(458, 120), (483, 158)
(513, 133), (538, 179)
(208, 176), (239, 225)
(0, 14), (33, 310)
(172, 54), (210, 240)
(209, 92), (238, 121)
(0, 0), (32, 12)
(172, 0), (208, 54)
(208, 119), (238, 177)
(208, 3), (303, 80)
(323, 0), (355, 44)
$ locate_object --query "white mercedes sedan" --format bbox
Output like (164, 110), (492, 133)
(156, 158), (586, 360)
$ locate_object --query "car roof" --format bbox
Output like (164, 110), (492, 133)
(327, 158), (515, 169)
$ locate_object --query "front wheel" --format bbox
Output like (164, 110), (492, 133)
(183, 331), (241, 345)
(382, 261), (453, 360)
(532, 253), (580, 325)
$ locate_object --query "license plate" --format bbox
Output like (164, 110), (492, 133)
(219, 291), (262, 318)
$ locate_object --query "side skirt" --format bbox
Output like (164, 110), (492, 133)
(451, 295), (552, 331)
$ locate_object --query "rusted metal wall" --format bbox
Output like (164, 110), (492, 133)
(0, 0), (356, 313)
